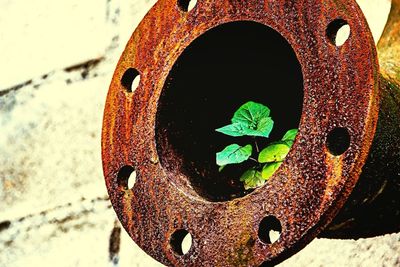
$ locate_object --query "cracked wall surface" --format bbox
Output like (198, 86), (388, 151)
(0, 0), (398, 266)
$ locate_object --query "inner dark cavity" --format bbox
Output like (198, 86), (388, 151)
(156, 21), (304, 202)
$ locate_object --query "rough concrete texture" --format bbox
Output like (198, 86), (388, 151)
(0, 0), (398, 266)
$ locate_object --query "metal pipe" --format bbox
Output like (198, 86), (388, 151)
(102, 0), (399, 265)
(323, 0), (400, 238)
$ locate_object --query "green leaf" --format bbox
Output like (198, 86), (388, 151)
(282, 129), (298, 142)
(218, 165), (226, 172)
(215, 102), (274, 138)
(232, 101), (270, 124)
(284, 140), (294, 147)
(216, 144), (252, 166)
(229, 101), (274, 138)
(258, 143), (290, 163)
(241, 117), (274, 138)
(262, 162), (283, 180)
(240, 169), (265, 190)
(215, 123), (247, 137)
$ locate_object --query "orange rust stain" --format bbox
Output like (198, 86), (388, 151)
(122, 189), (135, 231)
(321, 150), (344, 208)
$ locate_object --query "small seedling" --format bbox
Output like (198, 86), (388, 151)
(216, 101), (298, 190)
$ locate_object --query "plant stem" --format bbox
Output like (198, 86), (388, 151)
(254, 138), (259, 153)
(249, 157), (258, 163)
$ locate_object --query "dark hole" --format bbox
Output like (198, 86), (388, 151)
(0, 220), (11, 232)
(156, 21), (304, 202)
(326, 19), (350, 46)
(177, 0), (197, 12)
(121, 68), (140, 92)
(170, 229), (193, 255)
(117, 165), (136, 189)
(258, 215), (282, 244)
(326, 127), (351, 156)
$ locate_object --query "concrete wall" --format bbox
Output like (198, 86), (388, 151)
(0, 0), (398, 266)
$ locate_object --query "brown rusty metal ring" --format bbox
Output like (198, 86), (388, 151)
(102, 0), (383, 266)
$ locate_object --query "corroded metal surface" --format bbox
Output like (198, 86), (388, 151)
(101, 0), (399, 266)
(323, 0), (400, 238)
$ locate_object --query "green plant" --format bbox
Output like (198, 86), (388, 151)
(216, 101), (298, 190)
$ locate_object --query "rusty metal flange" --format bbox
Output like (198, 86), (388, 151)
(101, 0), (392, 266)
(322, 0), (400, 238)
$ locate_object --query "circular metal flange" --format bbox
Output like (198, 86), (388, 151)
(102, 0), (379, 266)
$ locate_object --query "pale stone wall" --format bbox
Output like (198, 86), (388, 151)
(0, 1), (398, 266)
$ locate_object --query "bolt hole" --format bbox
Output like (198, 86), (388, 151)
(170, 229), (193, 256)
(121, 68), (140, 93)
(326, 19), (351, 46)
(117, 166), (137, 189)
(258, 216), (282, 244)
(326, 127), (351, 156)
(178, 0), (197, 12)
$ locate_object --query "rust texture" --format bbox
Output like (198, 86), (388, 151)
(102, 0), (399, 266)
(323, 0), (400, 238)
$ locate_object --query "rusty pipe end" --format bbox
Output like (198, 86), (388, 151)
(101, 0), (386, 265)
